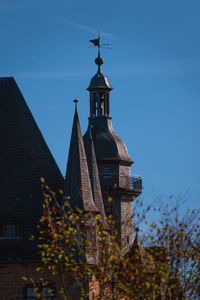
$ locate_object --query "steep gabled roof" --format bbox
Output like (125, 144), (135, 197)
(84, 126), (106, 221)
(63, 105), (97, 212)
(0, 77), (64, 260)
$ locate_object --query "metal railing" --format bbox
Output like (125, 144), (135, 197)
(99, 173), (142, 191)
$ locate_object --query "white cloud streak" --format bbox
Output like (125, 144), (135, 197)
(51, 15), (118, 41)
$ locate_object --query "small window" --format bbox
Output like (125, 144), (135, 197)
(5, 224), (18, 237)
(105, 205), (113, 215)
(92, 291), (95, 300)
(100, 93), (105, 100)
(104, 167), (110, 174)
(26, 287), (36, 300)
(42, 287), (54, 299)
(26, 286), (54, 300)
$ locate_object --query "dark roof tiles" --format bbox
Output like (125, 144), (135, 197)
(88, 71), (112, 90)
(84, 118), (133, 166)
(0, 77), (64, 260)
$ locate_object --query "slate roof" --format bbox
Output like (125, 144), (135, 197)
(0, 77), (64, 261)
(63, 106), (98, 212)
(84, 127), (106, 221)
(84, 118), (133, 166)
(88, 70), (112, 90)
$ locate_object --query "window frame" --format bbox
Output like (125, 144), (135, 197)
(24, 285), (55, 300)
(4, 224), (19, 237)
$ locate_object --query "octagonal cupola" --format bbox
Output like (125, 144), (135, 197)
(87, 43), (112, 118)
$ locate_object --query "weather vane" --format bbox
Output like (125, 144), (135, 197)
(89, 34), (111, 73)
(89, 33), (111, 57)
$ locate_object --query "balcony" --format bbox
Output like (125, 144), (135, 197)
(99, 173), (142, 193)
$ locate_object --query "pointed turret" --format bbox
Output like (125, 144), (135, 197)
(63, 100), (98, 212)
(129, 228), (146, 262)
(127, 228), (155, 270)
(84, 125), (106, 221)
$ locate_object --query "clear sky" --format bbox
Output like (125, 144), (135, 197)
(1, 0), (199, 209)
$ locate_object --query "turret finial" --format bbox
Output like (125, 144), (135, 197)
(73, 99), (78, 111)
(88, 35), (112, 90)
(89, 35), (104, 73)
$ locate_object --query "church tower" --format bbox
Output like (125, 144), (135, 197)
(83, 40), (142, 248)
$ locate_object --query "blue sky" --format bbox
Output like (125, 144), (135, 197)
(0, 0), (199, 209)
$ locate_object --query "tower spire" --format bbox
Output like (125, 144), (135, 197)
(63, 100), (98, 212)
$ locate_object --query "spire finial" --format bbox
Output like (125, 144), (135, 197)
(73, 99), (78, 111)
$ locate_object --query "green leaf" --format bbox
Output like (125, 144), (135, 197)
(146, 282), (150, 289)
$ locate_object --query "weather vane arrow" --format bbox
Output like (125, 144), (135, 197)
(89, 34), (111, 52)
(89, 37), (100, 47)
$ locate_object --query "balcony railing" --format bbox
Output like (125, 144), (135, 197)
(99, 173), (142, 192)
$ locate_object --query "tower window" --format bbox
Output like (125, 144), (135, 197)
(100, 93), (105, 116)
(104, 167), (110, 174)
(93, 93), (97, 100)
(100, 100), (104, 116)
(105, 205), (113, 215)
(100, 93), (105, 100)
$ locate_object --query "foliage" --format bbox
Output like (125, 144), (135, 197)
(23, 180), (200, 300)
(143, 195), (200, 299)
